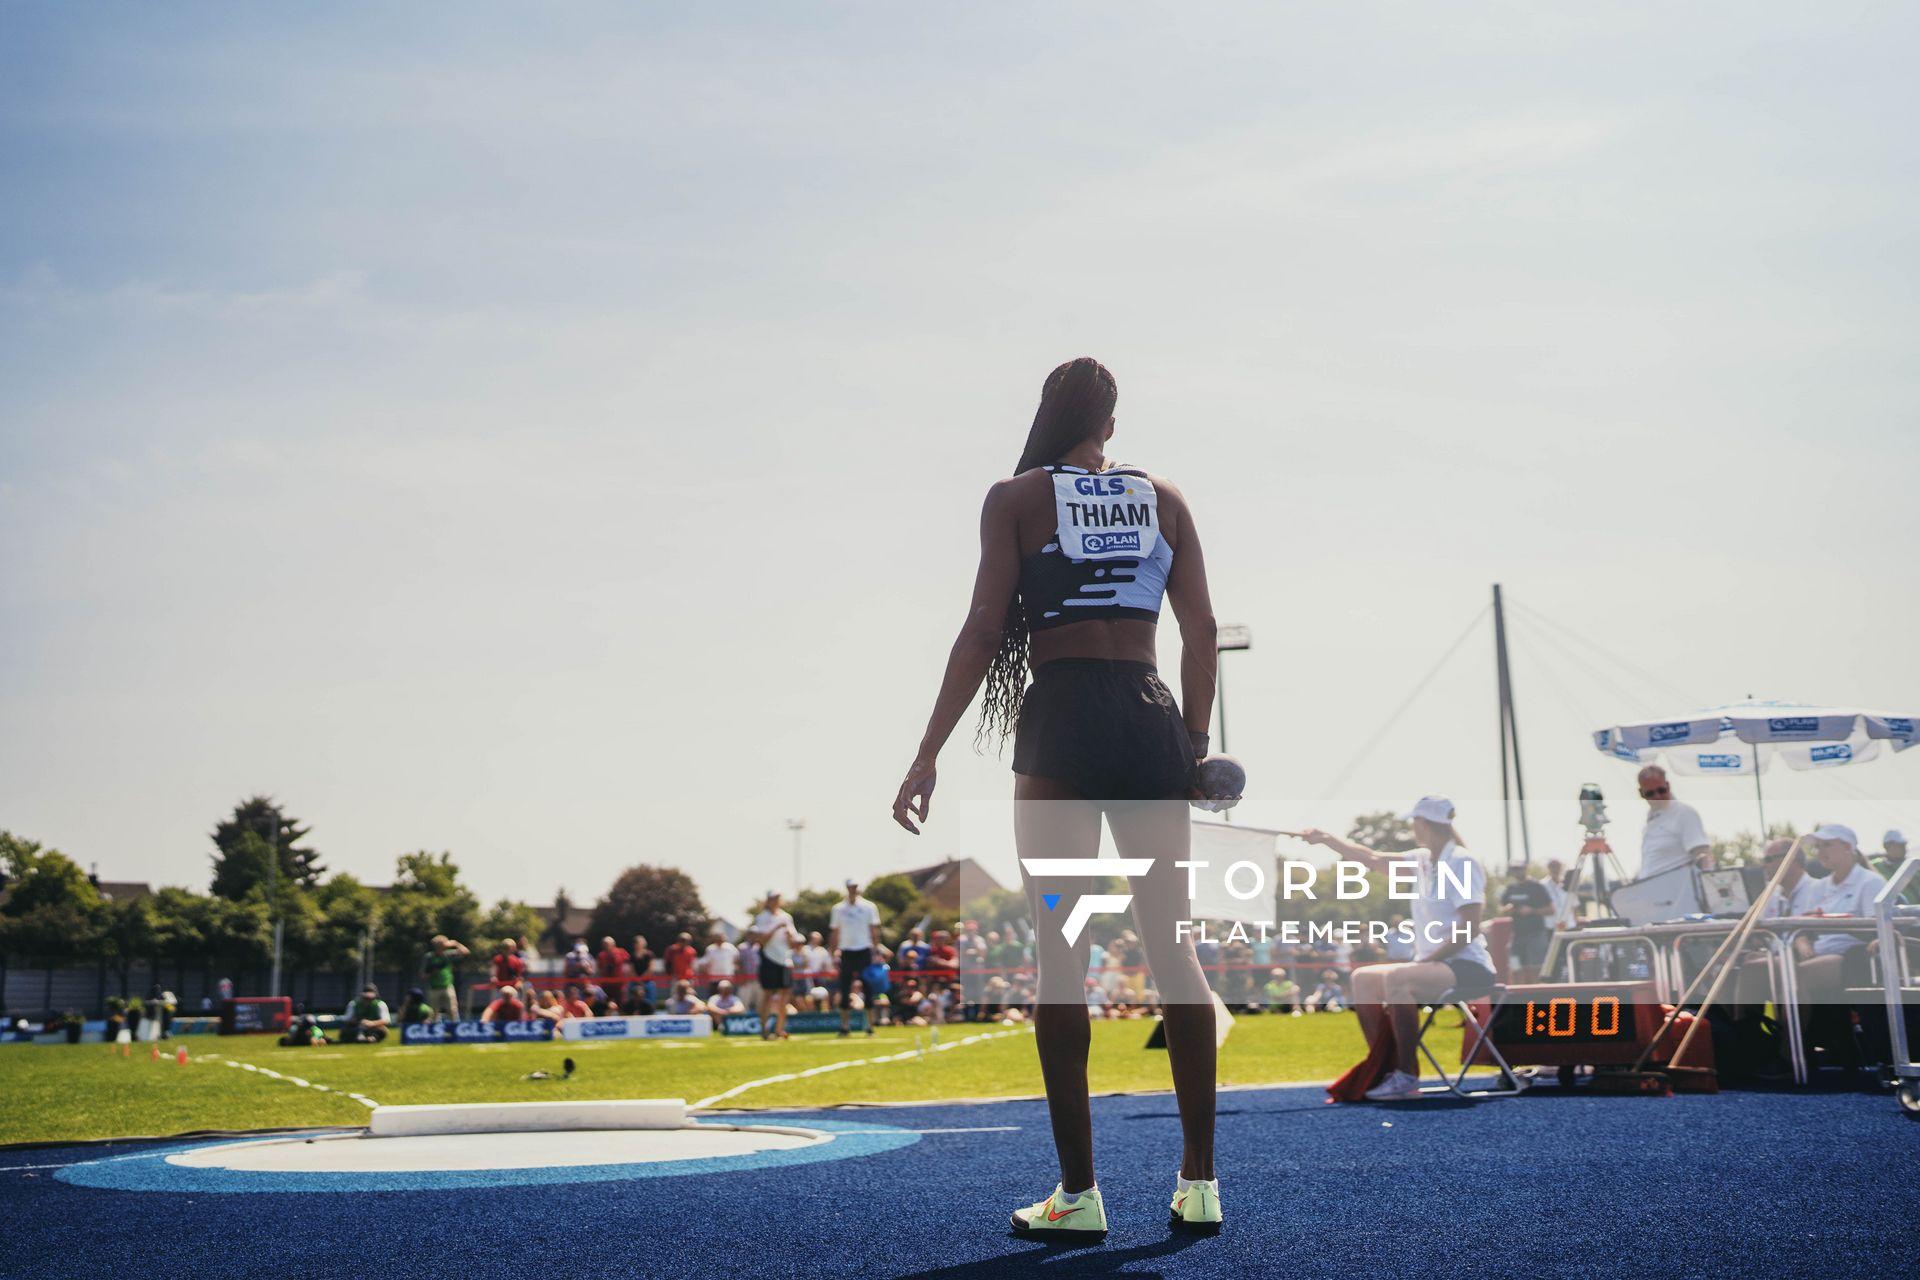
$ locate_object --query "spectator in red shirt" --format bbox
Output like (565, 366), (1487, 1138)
(491, 939), (527, 991)
(481, 984), (526, 1023)
(925, 930), (960, 980)
(597, 935), (632, 993)
(665, 932), (699, 982)
(558, 984), (594, 1019)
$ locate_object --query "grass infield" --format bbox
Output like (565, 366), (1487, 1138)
(0, 1013), (1372, 1146)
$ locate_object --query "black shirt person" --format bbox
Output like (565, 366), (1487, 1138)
(1499, 873), (1556, 982)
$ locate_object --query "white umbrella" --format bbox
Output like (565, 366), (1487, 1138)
(1592, 698), (1917, 827)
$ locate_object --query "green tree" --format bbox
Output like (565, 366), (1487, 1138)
(480, 899), (546, 950)
(0, 832), (106, 967)
(309, 874), (380, 974)
(101, 894), (160, 996)
(787, 887), (844, 941)
(959, 886), (1027, 935)
(197, 894), (273, 970)
(374, 852), (481, 980)
(589, 865), (708, 952)
(150, 887), (210, 971)
(863, 873), (932, 945)
(1347, 810), (1416, 853)
(210, 796), (323, 899)
(1712, 823), (1800, 867)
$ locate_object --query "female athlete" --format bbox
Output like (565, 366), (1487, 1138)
(892, 357), (1223, 1238)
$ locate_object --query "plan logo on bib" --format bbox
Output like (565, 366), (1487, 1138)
(1082, 530), (1142, 555)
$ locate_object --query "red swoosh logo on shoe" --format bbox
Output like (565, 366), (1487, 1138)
(1046, 1204), (1084, 1221)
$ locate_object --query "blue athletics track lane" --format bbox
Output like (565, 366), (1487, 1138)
(3, 1084), (1915, 1279)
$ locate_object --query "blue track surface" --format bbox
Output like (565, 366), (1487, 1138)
(4, 1085), (1915, 1278)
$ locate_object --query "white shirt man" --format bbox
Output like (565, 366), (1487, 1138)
(829, 895), (881, 952)
(699, 937), (739, 979)
(1636, 766), (1711, 879)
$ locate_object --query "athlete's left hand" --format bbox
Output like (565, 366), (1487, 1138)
(893, 758), (937, 833)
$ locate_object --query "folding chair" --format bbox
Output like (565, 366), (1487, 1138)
(1413, 983), (1527, 1098)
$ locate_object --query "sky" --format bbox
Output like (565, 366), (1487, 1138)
(4, 2), (1918, 918)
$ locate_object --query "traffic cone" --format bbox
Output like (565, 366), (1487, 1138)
(150, 1043), (161, 1061)
(176, 1046), (188, 1065)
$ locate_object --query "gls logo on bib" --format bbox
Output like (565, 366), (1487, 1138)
(1052, 471), (1158, 561)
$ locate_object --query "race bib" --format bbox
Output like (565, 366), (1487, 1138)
(1051, 471), (1159, 560)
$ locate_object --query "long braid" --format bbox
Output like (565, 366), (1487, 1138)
(974, 357), (1119, 750)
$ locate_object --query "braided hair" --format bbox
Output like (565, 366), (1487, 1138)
(975, 357), (1119, 749)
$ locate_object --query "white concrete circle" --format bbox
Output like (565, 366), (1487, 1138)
(167, 1125), (827, 1174)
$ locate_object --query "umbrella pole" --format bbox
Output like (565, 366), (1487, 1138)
(1752, 745), (1768, 836)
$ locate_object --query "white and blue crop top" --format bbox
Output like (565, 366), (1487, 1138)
(1019, 464), (1174, 632)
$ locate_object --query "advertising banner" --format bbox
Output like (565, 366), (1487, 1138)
(400, 1018), (556, 1044)
(221, 997), (293, 1035)
(720, 1011), (865, 1035)
(556, 1014), (713, 1041)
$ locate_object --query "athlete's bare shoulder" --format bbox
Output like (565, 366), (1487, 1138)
(1127, 468), (1184, 505)
(985, 468), (1055, 512)
(1129, 469), (1190, 543)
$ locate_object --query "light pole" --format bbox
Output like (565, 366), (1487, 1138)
(266, 827), (284, 999)
(1214, 624), (1252, 754)
(1215, 625), (1251, 821)
(786, 819), (806, 896)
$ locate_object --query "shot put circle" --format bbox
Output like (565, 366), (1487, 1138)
(56, 1118), (919, 1194)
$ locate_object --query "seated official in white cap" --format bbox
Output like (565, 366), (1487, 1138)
(1794, 823), (1888, 1002)
(1872, 830), (1913, 903)
(1735, 838), (1822, 1018)
(1300, 795), (1497, 1102)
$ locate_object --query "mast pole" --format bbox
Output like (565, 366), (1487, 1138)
(1494, 584), (1515, 869)
(1493, 584), (1533, 870)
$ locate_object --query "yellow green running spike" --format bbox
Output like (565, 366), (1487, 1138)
(1009, 1184), (1108, 1240)
(1170, 1180), (1223, 1234)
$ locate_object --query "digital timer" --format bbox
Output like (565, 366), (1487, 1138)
(1486, 982), (1661, 1067)
(1512, 995), (1623, 1041)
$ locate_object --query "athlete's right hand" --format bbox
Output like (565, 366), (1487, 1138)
(893, 758), (937, 834)
(1297, 827), (1336, 847)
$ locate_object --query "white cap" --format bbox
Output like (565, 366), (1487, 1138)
(1399, 795), (1456, 825)
(1886, 829), (1907, 846)
(1810, 822), (1858, 848)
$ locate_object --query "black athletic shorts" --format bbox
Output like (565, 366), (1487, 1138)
(838, 948), (872, 999)
(1446, 958), (1498, 1000)
(759, 956), (791, 992)
(1012, 658), (1197, 801)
